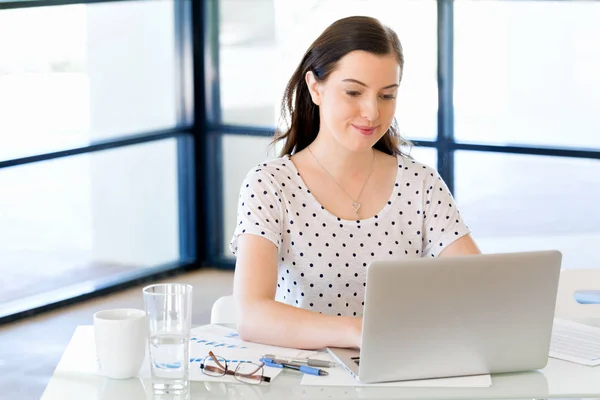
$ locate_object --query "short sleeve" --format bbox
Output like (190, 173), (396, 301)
(422, 171), (471, 257)
(229, 168), (283, 255)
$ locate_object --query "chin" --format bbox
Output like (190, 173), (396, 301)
(329, 127), (382, 152)
(349, 132), (385, 150)
(343, 140), (378, 154)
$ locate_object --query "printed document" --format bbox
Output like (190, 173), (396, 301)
(139, 324), (306, 382)
(550, 318), (600, 366)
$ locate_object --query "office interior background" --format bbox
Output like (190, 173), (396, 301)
(0, 0), (599, 324)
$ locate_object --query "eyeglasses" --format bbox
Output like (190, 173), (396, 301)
(200, 351), (271, 384)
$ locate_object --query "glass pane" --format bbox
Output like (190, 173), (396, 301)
(0, 139), (180, 314)
(409, 146), (437, 171)
(0, 0), (177, 161)
(455, 151), (600, 270)
(219, 0), (437, 140)
(454, 1), (600, 148)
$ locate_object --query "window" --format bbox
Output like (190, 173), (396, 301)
(0, 0), (194, 322)
(217, 0), (438, 259)
(0, 140), (181, 317)
(219, 0), (437, 140)
(213, 0), (600, 268)
(0, 1), (178, 161)
(454, 1), (600, 148)
(455, 151), (600, 270)
(452, 1), (600, 269)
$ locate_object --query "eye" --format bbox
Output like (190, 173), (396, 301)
(381, 94), (396, 100)
(345, 90), (361, 97)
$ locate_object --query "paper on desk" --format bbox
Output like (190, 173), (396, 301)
(190, 324), (309, 358)
(549, 318), (600, 366)
(300, 354), (492, 387)
(142, 324), (310, 383)
(191, 324), (317, 382)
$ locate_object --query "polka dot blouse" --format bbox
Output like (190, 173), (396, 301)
(230, 154), (471, 317)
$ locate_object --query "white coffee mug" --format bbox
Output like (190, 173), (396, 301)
(93, 308), (147, 379)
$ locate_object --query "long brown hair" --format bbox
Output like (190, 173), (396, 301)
(273, 16), (412, 157)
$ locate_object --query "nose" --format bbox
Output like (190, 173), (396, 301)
(360, 97), (379, 123)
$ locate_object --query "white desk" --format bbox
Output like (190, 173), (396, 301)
(41, 325), (600, 400)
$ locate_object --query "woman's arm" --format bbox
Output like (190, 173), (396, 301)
(233, 234), (361, 350)
(439, 234), (481, 257)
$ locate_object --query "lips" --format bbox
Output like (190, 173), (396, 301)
(352, 124), (378, 136)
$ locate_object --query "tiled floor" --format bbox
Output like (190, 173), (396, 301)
(0, 268), (234, 400)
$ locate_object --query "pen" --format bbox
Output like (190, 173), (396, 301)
(261, 354), (336, 368)
(259, 357), (329, 376)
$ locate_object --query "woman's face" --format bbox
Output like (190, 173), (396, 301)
(306, 50), (401, 153)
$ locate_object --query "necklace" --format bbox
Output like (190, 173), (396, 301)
(307, 146), (375, 216)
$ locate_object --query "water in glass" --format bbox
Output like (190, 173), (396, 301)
(149, 333), (189, 393)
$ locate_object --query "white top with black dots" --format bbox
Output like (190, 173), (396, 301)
(230, 154), (471, 317)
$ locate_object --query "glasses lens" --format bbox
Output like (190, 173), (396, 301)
(202, 354), (227, 377)
(234, 362), (264, 384)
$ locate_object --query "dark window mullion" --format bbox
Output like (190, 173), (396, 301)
(199, 0), (223, 263)
(0, 0), (121, 11)
(437, 0), (455, 194)
(174, 0), (196, 261)
(0, 128), (191, 169)
(452, 142), (600, 160)
(206, 130), (224, 261)
(217, 124), (274, 137)
(192, 0), (209, 264)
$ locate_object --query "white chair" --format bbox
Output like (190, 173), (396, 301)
(210, 295), (237, 325)
(555, 269), (600, 327)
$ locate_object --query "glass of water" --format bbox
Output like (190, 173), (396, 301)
(143, 283), (193, 395)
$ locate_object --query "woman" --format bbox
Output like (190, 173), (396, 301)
(229, 16), (480, 350)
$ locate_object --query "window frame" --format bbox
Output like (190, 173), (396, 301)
(206, 0), (600, 266)
(0, 0), (199, 324)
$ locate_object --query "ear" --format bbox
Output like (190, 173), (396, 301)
(305, 71), (322, 106)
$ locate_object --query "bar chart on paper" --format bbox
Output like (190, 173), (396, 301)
(177, 324), (315, 382)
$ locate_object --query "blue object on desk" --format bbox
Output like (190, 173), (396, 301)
(259, 357), (329, 376)
(574, 290), (600, 304)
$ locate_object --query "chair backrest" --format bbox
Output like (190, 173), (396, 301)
(555, 269), (600, 327)
(210, 295), (237, 325)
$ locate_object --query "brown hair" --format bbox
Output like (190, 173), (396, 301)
(273, 16), (412, 157)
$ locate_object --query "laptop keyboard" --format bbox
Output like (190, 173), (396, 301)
(351, 356), (360, 366)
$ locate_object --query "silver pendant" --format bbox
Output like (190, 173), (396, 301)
(352, 202), (361, 214)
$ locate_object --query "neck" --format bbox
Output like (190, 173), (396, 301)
(307, 134), (375, 181)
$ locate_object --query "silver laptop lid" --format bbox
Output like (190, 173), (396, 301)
(358, 250), (562, 383)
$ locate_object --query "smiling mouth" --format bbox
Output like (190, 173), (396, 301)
(352, 124), (378, 135)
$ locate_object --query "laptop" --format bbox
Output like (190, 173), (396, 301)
(327, 250), (562, 383)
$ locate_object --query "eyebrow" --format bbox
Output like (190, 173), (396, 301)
(342, 78), (399, 90)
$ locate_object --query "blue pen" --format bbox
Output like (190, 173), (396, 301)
(259, 357), (329, 376)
